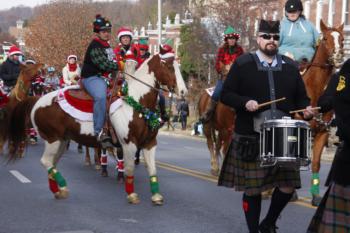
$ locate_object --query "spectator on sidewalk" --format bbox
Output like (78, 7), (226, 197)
(178, 96), (189, 130)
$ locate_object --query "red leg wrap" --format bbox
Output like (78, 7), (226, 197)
(49, 178), (59, 194)
(243, 200), (249, 212)
(100, 154), (107, 165)
(116, 159), (124, 172)
(125, 176), (134, 194)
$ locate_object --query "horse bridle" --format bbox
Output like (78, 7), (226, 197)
(122, 71), (173, 93)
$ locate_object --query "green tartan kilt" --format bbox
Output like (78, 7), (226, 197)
(218, 140), (301, 196)
(307, 183), (350, 233)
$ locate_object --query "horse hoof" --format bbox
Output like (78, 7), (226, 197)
(95, 164), (102, 170)
(127, 193), (140, 204)
(101, 170), (108, 177)
(54, 188), (69, 199)
(311, 195), (322, 206)
(135, 158), (140, 165)
(84, 161), (91, 166)
(210, 169), (219, 176)
(151, 193), (164, 206)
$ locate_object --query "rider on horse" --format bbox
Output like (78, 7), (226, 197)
(137, 37), (150, 66)
(62, 55), (81, 87)
(0, 45), (24, 93)
(81, 14), (119, 145)
(114, 27), (140, 70)
(279, 0), (319, 69)
(200, 26), (244, 122)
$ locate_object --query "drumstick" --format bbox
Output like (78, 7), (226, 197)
(289, 107), (321, 114)
(258, 97), (286, 108)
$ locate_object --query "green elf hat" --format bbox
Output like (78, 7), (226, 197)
(138, 38), (149, 50)
(224, 26), (240, 40)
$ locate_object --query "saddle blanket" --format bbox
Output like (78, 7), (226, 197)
(205, 86), (215, 97)
(57, 85), (123, 122)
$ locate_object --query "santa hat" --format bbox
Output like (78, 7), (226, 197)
(67, 54), (78, 62)
(138, 38), (149, 50)
(8, 45), (23, 56)
(117, 27), (133, 41)
(160, 38), (175, 59)
(224, 26), (240, 40)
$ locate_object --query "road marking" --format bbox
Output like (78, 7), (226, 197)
(119, 218), (138, 223)
(155, 161), (317, 209)
(10, 170), (31, 183)
(54, 231), (94, 233)
(184, 146), (205, 151)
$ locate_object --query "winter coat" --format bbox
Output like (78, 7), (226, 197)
(0, 58), (20, 87)
(279, 17), (319, 62)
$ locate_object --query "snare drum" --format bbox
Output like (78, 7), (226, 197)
(260, 117), (311, 167)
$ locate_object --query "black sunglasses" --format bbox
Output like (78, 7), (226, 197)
(259, 34), (280, 41)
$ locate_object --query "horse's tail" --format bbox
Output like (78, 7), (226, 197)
(7, 96), (39, 160)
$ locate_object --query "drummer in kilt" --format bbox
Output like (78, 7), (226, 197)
(307, 58), (350, 233)
(218, 19), (314, 233)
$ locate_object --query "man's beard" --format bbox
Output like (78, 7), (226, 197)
(259, 43), (278, 56)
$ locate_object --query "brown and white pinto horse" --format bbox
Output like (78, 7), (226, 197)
(302, 20), (344, 205)
(0, 63), (44, 153)
(7, 54), (176, 205)
(198, 91), (235, 176)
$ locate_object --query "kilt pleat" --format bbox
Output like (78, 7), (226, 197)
(307, 183), (350, 233)
(218, 140), (301, 196)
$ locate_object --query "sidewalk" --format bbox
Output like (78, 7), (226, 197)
(158, 126), (336, 162)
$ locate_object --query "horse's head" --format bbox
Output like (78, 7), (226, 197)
(320, 20), (344, 68)
(19, 63), (45, 83)
(147, 54), (177, 93)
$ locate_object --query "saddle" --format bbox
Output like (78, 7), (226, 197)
(65, 78), (122, 144)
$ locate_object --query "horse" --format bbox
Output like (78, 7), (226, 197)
(6, 54), (177, 205)
(0, 63), (44, 153)
(198, 91), (235, 176)
(302, 20), (344, 206)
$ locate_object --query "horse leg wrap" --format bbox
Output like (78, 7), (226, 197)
(125, 176), (134, 194)
(116, 159), (124, 172)
(100, 153), (108, 165)
(310, 173), (320, 195)
(150, 176), (160, 194)
(48, 167), (67, 188)
(48, 177), (59, 194)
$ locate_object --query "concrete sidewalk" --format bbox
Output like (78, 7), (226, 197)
(158, 127), (336, 163)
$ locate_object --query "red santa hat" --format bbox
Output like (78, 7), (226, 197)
(8, 45), (23, 56)
(117, 27), (133, 41)
(67, 54), (78, 62)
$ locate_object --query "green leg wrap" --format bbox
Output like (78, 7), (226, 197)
(48, 167), (67, 188)
(150, 176), (159, 194)
(310, 173), (320, 195)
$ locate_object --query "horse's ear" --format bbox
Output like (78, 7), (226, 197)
(19, 63), (27, 71)
(337, 23), (344, 33)
(320, 19), (328, 33)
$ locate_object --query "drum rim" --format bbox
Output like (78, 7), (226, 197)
(261, 119), (309, 128)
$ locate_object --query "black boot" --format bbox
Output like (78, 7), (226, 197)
(259, 220), (278, 233)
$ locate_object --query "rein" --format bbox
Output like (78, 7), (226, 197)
(122, 71), (170, 93)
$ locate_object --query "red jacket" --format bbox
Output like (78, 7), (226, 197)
(215, 45), (244, 74)
(114, 44), (140, 64)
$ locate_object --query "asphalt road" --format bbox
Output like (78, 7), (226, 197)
(0, 134), (332, 233)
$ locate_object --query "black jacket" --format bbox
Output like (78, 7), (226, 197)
(0, 58), (20, 87)
(318, 59), (350, 185)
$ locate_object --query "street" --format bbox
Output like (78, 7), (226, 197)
(0, 134), (331, 233)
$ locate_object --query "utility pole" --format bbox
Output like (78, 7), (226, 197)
(158, 0), (162, 48)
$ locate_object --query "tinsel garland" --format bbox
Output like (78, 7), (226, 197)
(122, 82), (161, 130)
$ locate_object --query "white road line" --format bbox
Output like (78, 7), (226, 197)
(184, 146), (205, 151)
(10, 170), (31, 183)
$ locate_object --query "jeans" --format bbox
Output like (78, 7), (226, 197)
(82, 76), (107, 135)
(211, 79), (223, 102)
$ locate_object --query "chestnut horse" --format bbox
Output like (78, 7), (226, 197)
(6, 55), (176, 205)
(302, 20), (344, 205)
(0, 63), (44, 153)
(198, 91), (235, 176)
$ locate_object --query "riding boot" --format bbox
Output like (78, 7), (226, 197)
(200, 100), (217, 123)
